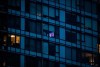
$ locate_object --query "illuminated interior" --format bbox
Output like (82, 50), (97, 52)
(3, 61), (6, 67)
(3, 35), (7, 46)
(84, 53), (95, 65)
(10, 35), (20, 46)
(99, 44), (100, 53)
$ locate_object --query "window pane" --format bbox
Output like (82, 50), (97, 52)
(60, 0), (65, 5)
(92, 3), (96, 14)
(43, 6), (48, 16)
(30, 22), (36, 33)
(37, 22), (42, 34)
(72, 0), (76, 8)
(49, 43), (55, 56)
(42, 42), (48, 54)
(85, 1), (91, 13)
(60, 28), (65, 40)
(66, 31), (77, 43)
(60, 10), (65, 22)
(30, 39), (35, 51)
(8, 15), (20, 29)
(66, 13), (77, 26)
(25, 19), (36, 33)
(72, 49), (76, 61)
(49, 7), (55, 17)
(30, 3), (36, 14)
(85, 18), (91, 29)
(8, 0), (20, 10)
(92, 20), (97, 31)
(36, 40), (42, 53)
(93, 37), (97, 49)
(10, 35), (20, 47)
(25, 37), (30, 50)
(60, 46), (65, 58)
(66, 47), (71, 59)
(66, 0), (71, 7)
(85, 35), (92, 47)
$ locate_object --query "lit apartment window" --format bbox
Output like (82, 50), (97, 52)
(76, 49), (97, 66)
(10, 35), (20, 47)
(49, 32), (54, 37)
(43, 30), (55, 37)
(43, 24), (59, 38)
(98, 44), (100, 53)
(3, 35), (7, 46)
(84, 53), (95, 65)
(0, 33), (7, 47)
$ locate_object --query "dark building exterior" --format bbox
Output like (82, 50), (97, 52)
(0, 0), (100, 67)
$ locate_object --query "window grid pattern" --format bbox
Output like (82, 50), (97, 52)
(0, 0), (100, 67)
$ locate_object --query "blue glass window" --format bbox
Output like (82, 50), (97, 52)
(42, 42), (48, 54)
(25, 37), (35, 51)
(25, 19), (42, 34)
(85, 1), (91, 13)
(92, 3), (97, 14)
(85, 18), (91, 29)
(65, 12), (79, 26)
(43, 6), (48, 16)
(66, 47), (71, 59)
(25, 19), (36, 33)
(25, 37), (42, 53)
(66, 31), (77, 43)
(8, 0), (20, 10)
(60, 28), (65, 40)
(49, 43), (55, 56)
(60, 10), (65, 22)
(60, 0), (65, 5)
(66, 0), (71, 7)
(72, 0), (76, 8)
(8, 15), (20, 29)
(43, 24), (59, 38)
(85, 35), (92, 47)
(49, 7), (55, 18)
(60, 46), (65, 58)
(92, 20), (97, 31)
(30, 3), (36, 15)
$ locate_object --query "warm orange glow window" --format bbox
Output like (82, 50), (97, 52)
(99, 44), (100, 53)
(10, 35), (20, 46)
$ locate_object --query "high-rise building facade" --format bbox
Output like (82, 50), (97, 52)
(0, 0), (100, 67)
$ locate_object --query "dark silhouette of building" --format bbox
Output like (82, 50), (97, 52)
(0, 0), (100, 67)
